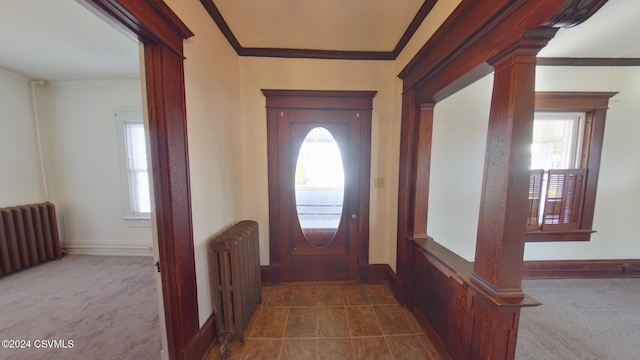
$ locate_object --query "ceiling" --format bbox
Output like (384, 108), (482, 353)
(0, 0), (139, 81)
(0, 0), (638, 81)
(539, 0), (640, 58)
(213, 0), (425, 52)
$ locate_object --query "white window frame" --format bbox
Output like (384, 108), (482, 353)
(532, 111), (585, 170)
(115, 111), (151, 226)
(531, 111), (586, 229)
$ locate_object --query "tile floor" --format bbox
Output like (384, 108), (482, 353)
(205, 283), (444, 360)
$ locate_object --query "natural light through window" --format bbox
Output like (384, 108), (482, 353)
(125, 122), (151, 216)
(294, 127), (345, 231)
(531, 112), (584, 170)
(116, 112), (151, 222)
(528, 111), (586, 229)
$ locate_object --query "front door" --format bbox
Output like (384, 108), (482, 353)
(264, 90), (375, 282)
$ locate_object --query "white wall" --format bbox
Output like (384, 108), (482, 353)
(0, 68), (45, 207)
(165, 0), (244, 326)
(526, 66), (640, 260)
(429, 74), (493, 261)
(426, 67), (640, 261)
(239, 57), (397, 267)
(387, 0), (464, 269)
(42, 79), (151, 255)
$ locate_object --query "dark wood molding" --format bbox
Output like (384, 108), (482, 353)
(523, 259), (640, 279)
(399, 0), (570, 97)
(87, 0), (192, 57)
(395, 0), (610, 358)
(471, 35), (553, 300)
(242, 48), (395, 61)
(184, 312), (217, 360)
(198, 0), (243, 54)
(412, 238), (539, 360)
(83, 2), (198, 360)
(260, 265), (271, 284)
(542, 0), (609, 28)
(263, 90), (375, 283)
(198, 0), (437, 60)
(391, 0), (438, 57)
(262, 90), (378, 109)
(367, 264), (392, 283)
(372, 264), (403, 303)
(535, 91), (618, 110)
(537, 57), (640, 67)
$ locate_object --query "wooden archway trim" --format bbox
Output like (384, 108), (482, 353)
(83, 1), (200, 359)
(395, 0), (611, 358)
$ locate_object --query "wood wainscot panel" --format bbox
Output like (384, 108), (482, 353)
(523, 259), (640, 279)
(411, 238), (539, 360)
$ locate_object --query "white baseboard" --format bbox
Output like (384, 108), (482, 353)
(63, 241), (153, 256)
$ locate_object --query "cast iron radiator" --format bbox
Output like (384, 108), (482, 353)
(0, 202), (61, 277)
(208, 220), (261, 358)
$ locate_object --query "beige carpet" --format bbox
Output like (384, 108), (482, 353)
(0, 255), (161, 360)
(517, 278), (640, 360)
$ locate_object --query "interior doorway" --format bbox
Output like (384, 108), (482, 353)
(264, 90), (375, 282)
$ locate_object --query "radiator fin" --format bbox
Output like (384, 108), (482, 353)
(0, 202), (61, 277)
(208, 220), (261, 357)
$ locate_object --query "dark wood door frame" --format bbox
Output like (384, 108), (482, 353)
(262, 90), (376, 283)
(82, 1), (202, 359)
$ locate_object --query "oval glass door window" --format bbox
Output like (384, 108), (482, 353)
(295, 127), (345, 241)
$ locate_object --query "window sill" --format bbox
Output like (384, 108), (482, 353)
(122, 217), (151, 228)
(525, 229), (594, 242)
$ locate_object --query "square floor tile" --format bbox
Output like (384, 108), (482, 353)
(281, 339), (316, 360)
(249, 307), (288, 338)
(285, 307), (317, 338)
(343, 285), (370, 305)
(374, 305), (416, 335)
(290, 286), (317, 306)
(317, 338), (355, 360)
(318, 307), (349, 337)
(346, 306), (383, 336)
(352, 337), (394, 360)
(317, 285), (345, 306)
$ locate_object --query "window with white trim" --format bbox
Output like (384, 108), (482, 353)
(116, 112), (151, 222)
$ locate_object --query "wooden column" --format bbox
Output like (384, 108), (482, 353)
(396, 93), (434, 305)
(413, 103), (435, 237)
(470, 31), (555, 299)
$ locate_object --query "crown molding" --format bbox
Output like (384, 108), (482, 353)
(199, 0), (436, 60)
(537, 57), (640, 66)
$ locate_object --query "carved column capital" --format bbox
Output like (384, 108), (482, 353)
(543, 0), (609, 28)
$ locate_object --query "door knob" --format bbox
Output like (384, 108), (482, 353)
(351, 214), (357, 220)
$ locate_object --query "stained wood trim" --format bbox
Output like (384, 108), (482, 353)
(198, 0), (242, 53)
(242, 48), (394, 61)
(262, 90), (378, 110)
(537, 57), (640, 67)
(83, 2), (198, 360)
(264, 90), (375, 283)
(411, 305), (452, 360)
(198, 0), (436, 60)
(399, 0), (568, 96)
(535, 92), (618, 110)
(184, 312), (217, 360)
(367, 264), (392, 283)
(260, 266), (270, 284)
(530, 91), (617, 242)
(363, 264), (403, 303)
(523, 259), (640, 279)
(87, 0), (191, 57)
(391, 0), (438, 56)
